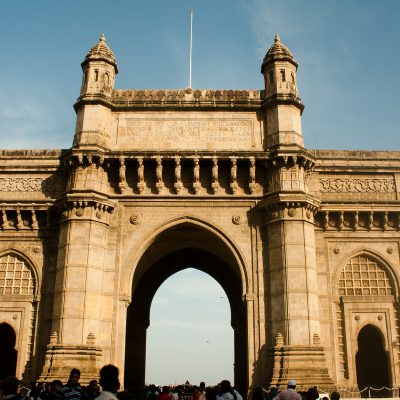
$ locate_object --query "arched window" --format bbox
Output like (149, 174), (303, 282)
(338, 255), (392, 296)
(0, 254), (35, 295)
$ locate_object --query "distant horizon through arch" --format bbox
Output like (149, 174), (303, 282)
(146, 268), (233, 386)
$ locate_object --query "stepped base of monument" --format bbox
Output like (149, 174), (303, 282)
(268, 344), (334, 390)
(39, 343), (102, 384)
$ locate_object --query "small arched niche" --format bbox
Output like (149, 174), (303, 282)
(356, 324), (390, 397)
(0, 323), (17, 379)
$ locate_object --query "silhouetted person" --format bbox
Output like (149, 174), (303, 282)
(274, 380), (301, 400)
(252, 387), (264, 400)
(3, 376), (21, 400)
(330, 392), (340, 400)
(41, 380), (63, 400)
(266, 386), (278, 400)
(85, 381), (100, 400)
(216, 380), (243, 400)
(305, 387), (318, 400)
(59, 369), (82, 400)
(159, 387), (171, 400)
(96, 364), (120, 400)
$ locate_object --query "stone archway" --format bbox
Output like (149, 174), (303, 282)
(125, 223), (247, 399)
(356, 324), (390, 397)
(0, 322), (17, 379)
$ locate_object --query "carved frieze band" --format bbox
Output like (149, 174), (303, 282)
(0, 176), (63, 193)
(320, 178), (396, 193)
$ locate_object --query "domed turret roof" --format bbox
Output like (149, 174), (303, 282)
(82, 34), (118, 72)
(261, 35), (297, 73)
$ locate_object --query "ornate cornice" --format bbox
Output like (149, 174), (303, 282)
(56, 194), (116, 225)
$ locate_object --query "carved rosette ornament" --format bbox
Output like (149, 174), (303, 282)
(232, 215), (242, 225)
(129, 213), (142, 225)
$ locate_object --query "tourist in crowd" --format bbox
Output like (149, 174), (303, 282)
(58, 369), (82, 400)
(158, 386), (171, 400)
(252, 387), (264, 400)
(84, 381), (100, 400)
(95, 364), (120, 400)
(329, 392), (339, 400)
(205, 386), (216, 400)
(40, 380), (62, 400)
(216, 380), (243, 400)
(2, 376), (21, 400)
(192, 386), (199, 400)
(169, 387), (179, 400)
(305, 387), (318, 400)
(265, 386), (278, 400)
(198, 383), (206, 400)
(273, 380), (301, 400)
(145, 385), (159, 400)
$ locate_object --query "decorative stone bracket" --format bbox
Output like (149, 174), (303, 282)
(0, 204), (58, 231)
(57, 196), (115, 225)
(259, 196), (320, 224)
(315, 209), (400, 232)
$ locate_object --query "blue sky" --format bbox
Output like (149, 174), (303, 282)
(1, 0), (400, 386)
(1, 1), (400, 150)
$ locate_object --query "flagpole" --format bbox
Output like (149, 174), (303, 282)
(189, 9), (193, 88)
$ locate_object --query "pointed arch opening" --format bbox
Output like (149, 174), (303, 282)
(0, 323), (17, 379)
(124, 222), (247, 399)
(146, 268), (234, 385)
(356, 324), (390, 397)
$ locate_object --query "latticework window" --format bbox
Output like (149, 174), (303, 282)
(338, 255), (392, 296)
(0, 254), (35, 295)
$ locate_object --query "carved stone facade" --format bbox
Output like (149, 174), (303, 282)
(1, 34), (400, 397)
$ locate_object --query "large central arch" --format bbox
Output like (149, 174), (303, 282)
(124, 221), (248, 398)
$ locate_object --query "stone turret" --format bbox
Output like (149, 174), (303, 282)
(80, 34), (118, 98)
(73, 34), (117, 150)
(261, 35), (304, 150)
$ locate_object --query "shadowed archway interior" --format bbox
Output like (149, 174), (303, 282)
(0, 322), (17, 379)
(356, 324), (390, 397)
(125, 223), (247, 398)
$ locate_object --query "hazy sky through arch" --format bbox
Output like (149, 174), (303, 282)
(146, 268), (234, 386)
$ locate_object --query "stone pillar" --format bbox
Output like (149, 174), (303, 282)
(261, 155), (333, 389)
(40, 158), (115, 383)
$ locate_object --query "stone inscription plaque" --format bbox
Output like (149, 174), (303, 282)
(122, 118), (256, 150)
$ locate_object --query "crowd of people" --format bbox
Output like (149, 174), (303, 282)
(0, 369), (341, 400)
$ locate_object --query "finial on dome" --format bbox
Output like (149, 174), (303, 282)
(274, 34), (280, 43)
(100, 33), (106, 42)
